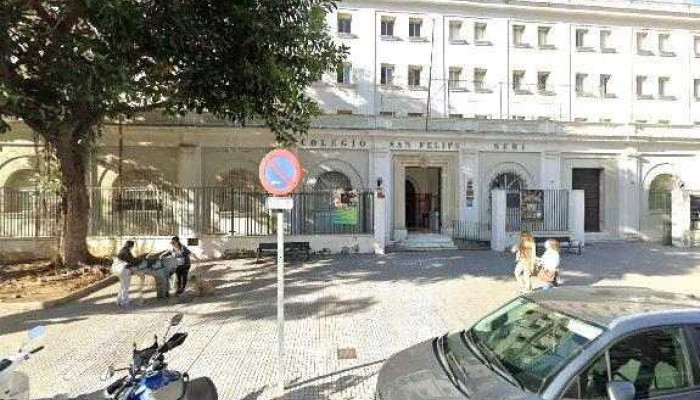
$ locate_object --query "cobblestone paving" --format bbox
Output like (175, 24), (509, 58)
(1, 242), (699, 400)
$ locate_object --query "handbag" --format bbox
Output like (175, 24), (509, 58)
(537, 267), (556, 282)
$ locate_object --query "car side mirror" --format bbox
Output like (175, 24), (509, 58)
(607, 381), (635, 400)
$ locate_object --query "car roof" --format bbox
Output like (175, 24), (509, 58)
(524, 286), (700, 328)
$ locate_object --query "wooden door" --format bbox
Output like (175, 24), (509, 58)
(572, 169), (601, 232)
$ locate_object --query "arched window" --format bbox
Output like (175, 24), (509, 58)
(649, 174), (674, 212)
(113, 170), (163, 212)
(2, 169), (41, 213)
(215, 169), (263, 214)
(491, 172), (525, 208)
(313, 171), (353, 192)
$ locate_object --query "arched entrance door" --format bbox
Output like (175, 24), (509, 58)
(647, 174), (675, 245)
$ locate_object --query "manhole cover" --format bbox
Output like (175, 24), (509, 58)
(337, 348), (357, 360)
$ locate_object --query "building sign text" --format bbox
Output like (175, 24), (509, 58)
(389, 141), (458, 151)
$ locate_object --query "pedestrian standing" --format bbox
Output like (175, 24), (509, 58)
(512, 232), (536, 293)
(537, 239), (561, 289)
(165, 236), (198, 296)
(112, 240), (138, 308)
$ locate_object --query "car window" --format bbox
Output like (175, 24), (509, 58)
(562, 354), (608, 399)
(562, 328), (693, 400)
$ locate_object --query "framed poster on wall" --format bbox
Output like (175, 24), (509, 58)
(521, 190), (544, 221)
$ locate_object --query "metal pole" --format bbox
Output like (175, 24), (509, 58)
(276, 210), (285, 398)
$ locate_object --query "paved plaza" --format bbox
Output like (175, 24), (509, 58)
(1, 242), (699, 400)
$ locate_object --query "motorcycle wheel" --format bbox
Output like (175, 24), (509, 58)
(181, 377), (218, 400)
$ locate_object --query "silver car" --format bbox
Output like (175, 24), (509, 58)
(375, 286), (700, 400)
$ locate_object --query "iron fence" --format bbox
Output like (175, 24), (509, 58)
(452, 220), (491, 242)
(1, 187), (374, 238)
(506, 189), (570, 233)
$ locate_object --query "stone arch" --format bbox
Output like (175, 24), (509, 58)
(480, 162), (534, 226)
(643, 163), (684, 192)
(305, 159), (365, 191)
(0, 156), (38, 187)
(641, 163), (684, 243)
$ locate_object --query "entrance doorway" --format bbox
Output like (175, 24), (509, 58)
(572, 168), (601, 232)
(405, 167), (441, 232)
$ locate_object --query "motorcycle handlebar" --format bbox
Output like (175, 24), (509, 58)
(30, 346), (44, 354)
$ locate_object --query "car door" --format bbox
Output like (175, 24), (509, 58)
(560, 327), (700, 400)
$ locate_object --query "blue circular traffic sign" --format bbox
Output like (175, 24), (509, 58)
(259, 149), (303, 196)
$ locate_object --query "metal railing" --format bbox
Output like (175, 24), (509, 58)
(1, 187), (375, 238)
(506, 189), (570, 233)
(452, 220), (492, 242)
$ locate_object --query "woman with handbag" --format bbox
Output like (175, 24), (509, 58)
(536, 239), (561, 289)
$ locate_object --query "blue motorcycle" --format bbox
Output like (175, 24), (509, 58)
(102, 314), (217, 400)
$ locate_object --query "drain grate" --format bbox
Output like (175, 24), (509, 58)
(337, 348), (357, 360)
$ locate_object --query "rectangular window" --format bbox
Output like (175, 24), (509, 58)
(538, 26), (550, 48)
(659, 76), (670, 97)
(475, 22), (487, 42)
(695, 36), (700, 56)
(449, 21), (463, 41)
(637, 31), (651, 54)
(600, 29), (612, 51)
(337, 14), (352, 35)
(381, 17), (395, 36)
(380, 64), (394, 85)
(691, 196), (700, 230)
(409, 18), (422, 38)
(512, 70), (525, 91)
(448, 67), (463, 90)
(336, 63), (351, 84)
(575, 28), (587, 49)
(659, 33), (673, 55)
(637, 75), (647, 97)
(600, 74), (611, 96)
(512, 25), (525, 46)
(575, 73), (587, 95)
(537, 71), (550, 92)
(694, 78), (700, 99)
(408, 65), (422, 87)
(474, 68), (487, 91)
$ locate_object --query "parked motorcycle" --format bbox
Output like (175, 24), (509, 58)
(0, 325), (46, 400)
(102, 314), (218, 400)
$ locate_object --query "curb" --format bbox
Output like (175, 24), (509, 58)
(0, 275), (118, 311)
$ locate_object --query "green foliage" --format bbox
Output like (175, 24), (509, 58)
(0, 0), (347, 145)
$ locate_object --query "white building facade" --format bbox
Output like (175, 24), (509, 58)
(2, 0), (700, 259)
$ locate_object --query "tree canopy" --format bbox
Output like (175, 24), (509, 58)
(0, 0), (347, 265)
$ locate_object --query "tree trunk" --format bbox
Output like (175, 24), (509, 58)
(55, 136), (92, 267)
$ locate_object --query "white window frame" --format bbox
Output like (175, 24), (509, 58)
(575, 28), (588, 49)
(380, 64), (394, 85)
(538, 26), (551, 48)
(637, 31), (652, 55)
(512, 70), (525, 91)
(600, 74), (612, 97)
(512, 25), (526, 47)
(337, 13), (352, 35)
(448, 67), (463, 90)
(409, 18), (422, 38)
(575, 73), (587, 96)
(336, 63), (352, 84)
(637, 75), (649, 98)
(658, 33), (674, 56)
(658, 76), (672, 98)
(537, 71), (551, 94)
(381, 17), (395, 37)
(474, 68), (487, 92)
(475, 22), (488, 43)
(408, 65), (422, 88)
(694, 78), (700, 100)
(449, 21), (465, 43)
(600, 29), (614, 52)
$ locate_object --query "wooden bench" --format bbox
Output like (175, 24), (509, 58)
(533, 234), (582, 255)
(256, 241), (311, 263)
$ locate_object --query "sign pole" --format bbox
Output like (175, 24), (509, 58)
(276, 209), (285, 398)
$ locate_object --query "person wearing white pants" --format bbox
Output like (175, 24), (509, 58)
(112, 240), (138, 308)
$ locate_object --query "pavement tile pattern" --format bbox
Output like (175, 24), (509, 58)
(0, 242), (699, 400)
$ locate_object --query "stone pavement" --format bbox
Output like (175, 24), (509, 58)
(0, 242), (699, 400)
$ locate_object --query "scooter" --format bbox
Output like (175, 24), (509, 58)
(102, 314), (217, 400)
(0, 325), (46, 400)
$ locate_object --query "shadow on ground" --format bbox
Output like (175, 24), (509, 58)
(1, 242), (699, 336)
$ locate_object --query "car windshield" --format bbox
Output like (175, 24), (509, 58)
(0, 359), (11, 372)
(467, 298), (604, 393)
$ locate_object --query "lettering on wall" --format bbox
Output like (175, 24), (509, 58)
(492, 142), (526, 151)
(299, 138), (368, 149)
(389, 141), (458, 151)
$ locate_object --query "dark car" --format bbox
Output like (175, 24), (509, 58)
(375, 286), (700, 400)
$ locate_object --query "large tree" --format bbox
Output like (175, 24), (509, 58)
(0, 0), (346, 266)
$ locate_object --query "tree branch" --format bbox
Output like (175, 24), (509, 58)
(27, 0), (55, 24)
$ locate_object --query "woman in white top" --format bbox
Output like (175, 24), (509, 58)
(537, 239), (561, 289)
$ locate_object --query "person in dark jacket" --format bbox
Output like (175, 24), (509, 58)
(164, 236), (197, 295)
(112, 240), (138, 307)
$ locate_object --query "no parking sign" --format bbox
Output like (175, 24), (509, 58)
(259, 149), (303, 197)
(258, 148), (303, 398)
